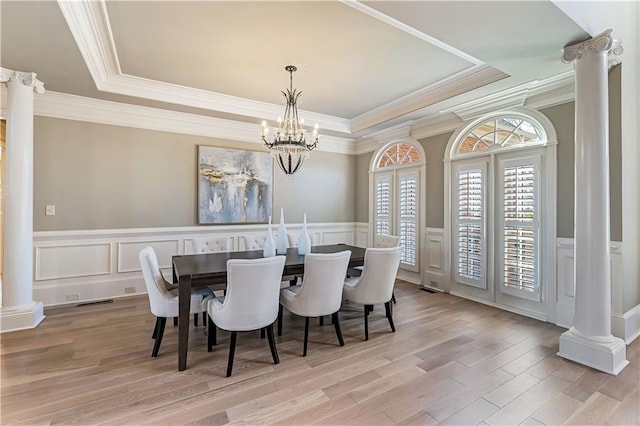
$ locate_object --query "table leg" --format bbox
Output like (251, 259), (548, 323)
(178, 274), (191, 371)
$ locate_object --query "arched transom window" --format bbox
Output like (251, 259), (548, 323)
(377, 143), (421, 168)
(456, 117), (544, 155)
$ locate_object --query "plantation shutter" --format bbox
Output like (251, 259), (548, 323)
(375, 174), (392, 236)
(399, 171), (418, 269)
(501, 159), (538, 297)
(455, 165), (485, 287)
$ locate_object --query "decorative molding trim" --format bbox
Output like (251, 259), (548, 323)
(0, 302), (45, 333)
(558, 327), (628, 375)
(443, 72), (575, 121)
(612, 304), (640, 344)
(351, 65), (508, 133)
(56, 0), (351, 134)
(35, 242), (112, 281)
(0, 67), (45, 93)
(411, 112), (462, 141)
(31, 91), (358, 155)
(32, 223), (361, 306)
(561, 29), (624, 66)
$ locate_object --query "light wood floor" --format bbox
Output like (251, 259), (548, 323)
(1, 281), (638, 425)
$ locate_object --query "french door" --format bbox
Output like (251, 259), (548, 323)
(374, 167), (420, 272)
(451, 150), (546, 315)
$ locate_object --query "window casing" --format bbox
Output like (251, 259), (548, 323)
(372, 141), (424, 273)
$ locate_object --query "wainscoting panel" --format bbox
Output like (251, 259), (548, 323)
(117, 239), (180, 273)
(423, 228), (445, 291)
(556, 238), (638, 343)
(33, 223), (362, 306)
(35, 242), (112, 281)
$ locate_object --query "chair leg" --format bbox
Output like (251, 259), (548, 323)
(303, 317), (310, 357)
(207, 317), (217, 352)
(260, 328), (266, 339)
(319, 316), (324, 326)
(392, 291), (397, 304)
(151, 317), (167, 357)
(266, 324), (279, 365)
(364, 305), (370, 341)
(193, 313), (198, 327)
(152, 317), (160, 339)
(278, 304), (284, 336)
(332, 312), (344, 346)
(226, 331), (237, 377)
(173, 317), (178, 327)
(385, 302), (396, 332)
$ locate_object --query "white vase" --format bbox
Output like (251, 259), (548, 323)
(297, 213), (312, 255)
(276, 208), (288, 255)
(263, 216), (276, 257)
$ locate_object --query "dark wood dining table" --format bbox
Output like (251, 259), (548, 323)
(172, 244), (366, 371)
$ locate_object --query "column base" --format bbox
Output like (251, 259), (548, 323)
(0, 301), (45, 333)
(558, 327), (629, 375)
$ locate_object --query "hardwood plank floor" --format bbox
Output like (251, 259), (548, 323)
(1, 281), (638, 425)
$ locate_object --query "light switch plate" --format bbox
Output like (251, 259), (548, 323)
(45, 205), (56, 216)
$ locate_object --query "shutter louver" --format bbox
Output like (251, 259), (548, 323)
(399, 173), (417, 266)
(502, 164), (537, 293)
(375, 177), (391, 236)
(456, 168), (484, 284)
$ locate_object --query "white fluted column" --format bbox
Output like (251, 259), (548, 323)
(557, 30), (628, 375)
(0, 68), (45, 332)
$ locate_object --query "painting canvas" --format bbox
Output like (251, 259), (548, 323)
(198, 146), (272, 224)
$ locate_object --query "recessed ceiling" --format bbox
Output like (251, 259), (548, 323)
(0, 0), (590, 139)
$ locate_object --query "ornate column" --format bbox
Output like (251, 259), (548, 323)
(557, 30), (628, 375)
(0, 68), (45, 332)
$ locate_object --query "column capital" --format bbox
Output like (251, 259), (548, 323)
(561, 29), (623, 65)
(0, 67), (45, 94)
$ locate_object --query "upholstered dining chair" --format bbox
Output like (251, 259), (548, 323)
(287, 233), (315, 248)
(241, 234), (268, 251)
(343, 246), (402, 341)
(191, 236), (232, 254)
(350, 234), (401, 303)
(206, 256), (286, 377)
(138, 246), (213, 357)
(189, 236), (234, 325)
(278, 251), (351, 356)
(242, 234), (297, 287)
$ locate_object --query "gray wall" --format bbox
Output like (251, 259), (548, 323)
(355, 151), (372, 223)
(33, 117), (355, 231)
(420, 132), (451, 229)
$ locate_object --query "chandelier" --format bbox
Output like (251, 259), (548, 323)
(261, 65), (319, 175)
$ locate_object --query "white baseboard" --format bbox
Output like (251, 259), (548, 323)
(450, 290), (548, 322)
(612, 304), (640, 344)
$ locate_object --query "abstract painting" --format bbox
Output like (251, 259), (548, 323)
(198, 146), (272, 224)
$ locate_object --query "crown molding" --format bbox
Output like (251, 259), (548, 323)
(444, 71), (575, 121)
(26, 90), (357, 154)
(56, 0), (351, 135)
(350, 64), (508, 133)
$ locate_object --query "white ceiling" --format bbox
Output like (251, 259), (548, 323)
(1, 1), (591, 141)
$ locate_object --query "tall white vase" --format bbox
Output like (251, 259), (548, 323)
(297, 213), (312, 255)
(263, 216), (276, 257)
(276, 208), (288, 255)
